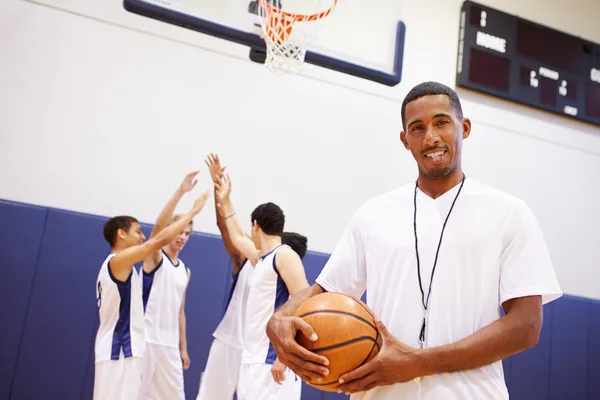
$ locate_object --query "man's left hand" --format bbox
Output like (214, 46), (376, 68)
(181, 350), (191, 370)
(336, 318), (425, 394)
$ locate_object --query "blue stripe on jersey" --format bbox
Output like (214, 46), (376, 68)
(265, 253), (290, 365)
(142, 259), (163, 312)
(107, 262), (134, 360)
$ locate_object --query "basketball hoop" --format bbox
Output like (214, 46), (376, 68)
(256, 0), (338, 74)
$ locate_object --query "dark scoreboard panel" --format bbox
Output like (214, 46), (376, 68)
(456, 1), (600, 127)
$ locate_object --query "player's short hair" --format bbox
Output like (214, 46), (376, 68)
(103, 215), (139, 247)
(251, 202), (285, 235)
(281, 232), (308, 259)
(168, 214), (194, 232)
(401, 81), (464, 129)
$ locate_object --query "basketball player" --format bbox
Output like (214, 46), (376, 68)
(214, 172), (307, 400)
(139, 171), (201, 399)
(265, 81), (563, 399)
(94, 183), (210, 400)
(196, 153), (308, 400)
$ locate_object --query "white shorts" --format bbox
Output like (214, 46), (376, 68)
(139, 343), (185, 400)
(237, 363), (302, 400)
(93, 356), (143, 400)
(196, 337), (242, 400)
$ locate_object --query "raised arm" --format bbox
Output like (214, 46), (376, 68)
(205, 154), (245, 274)
(143, 171), (199, 273)
(109, 190), (210, 282)
(215, 173), (260, 265)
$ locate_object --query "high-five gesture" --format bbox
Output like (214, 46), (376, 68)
(205, 153), (226, 184)
(215, 173), (232, 207)
(192, 190), (211, 214)
(180, 170), (199, 193)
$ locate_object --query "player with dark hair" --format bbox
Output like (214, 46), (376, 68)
(280, 232), (308, 260)
(196, 154), (309, 400)
(93, 175), (210, 400)
(265, 81), (562, 399)
(214, 172), (308, 400)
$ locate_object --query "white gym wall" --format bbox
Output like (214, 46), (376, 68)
(0, 0), (599, 300)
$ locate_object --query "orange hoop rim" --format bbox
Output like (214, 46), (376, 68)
(257, 0), (338, 22)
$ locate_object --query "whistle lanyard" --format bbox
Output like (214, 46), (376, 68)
(413, 174), (465, 348)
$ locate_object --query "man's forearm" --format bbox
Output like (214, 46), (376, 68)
(220, 199), (248, 243)
(277, 284), (325, 317)
(417, 311), (539, 376)
(179, 312), (187, 352)
(152, 188), (185, 234)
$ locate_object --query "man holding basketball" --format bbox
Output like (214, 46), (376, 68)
(265, 81), (562, 399)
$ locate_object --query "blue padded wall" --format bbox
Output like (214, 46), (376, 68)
(1, 198), (600, 400)
(589, 301), (600, 399)
(0, 201), (47, 400)
(10, 209), (109, 400)
(550, 296), (590, 400)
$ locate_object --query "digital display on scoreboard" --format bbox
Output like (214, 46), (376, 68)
(456, 1), (600, 127)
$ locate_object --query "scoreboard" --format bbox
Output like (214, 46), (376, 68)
(456, 1), (600, 127)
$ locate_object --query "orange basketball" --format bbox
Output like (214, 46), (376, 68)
(293, 292), (382, 392)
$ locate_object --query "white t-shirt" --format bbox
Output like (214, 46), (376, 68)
(213, 259), (254, 349)
(315, 178), (562, 400)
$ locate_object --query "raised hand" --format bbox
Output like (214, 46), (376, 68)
(192, 190), (211, 214)
(205, 153), (226, 184)
(214, 173), (232, 204)
(179, 170), (199, 193)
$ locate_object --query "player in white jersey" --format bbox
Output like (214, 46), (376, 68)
(138, 171), (201, 399)
(266, 81), (563, 399)
(197, 153), (309, 400)
(94, 174), (210, 400)
(214, 172), (309, 400)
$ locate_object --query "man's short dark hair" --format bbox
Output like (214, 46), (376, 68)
(251, 202), (285, 235)
(281, 232), (308, 259)
(401, 81), (464, 129)
(103, 216), (138, 247)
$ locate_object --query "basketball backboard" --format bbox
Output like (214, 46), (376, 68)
(123, 0), (406, 86)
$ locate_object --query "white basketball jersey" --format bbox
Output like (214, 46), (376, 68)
(143, 249), (189, 348)
(94, 253), (145, 362)
(213, 259), (253, 349)
(242, 244), (291, 365)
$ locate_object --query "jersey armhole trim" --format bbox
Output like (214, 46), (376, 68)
(271, 244), (290, 274)
(232, 258), (248, 277)
(107, 259), (133, 286)
(143, 257), (163, 277)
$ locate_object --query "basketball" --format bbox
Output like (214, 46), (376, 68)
(293, 292), (382, 392)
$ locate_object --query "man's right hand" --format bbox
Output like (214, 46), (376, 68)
(266, 313), (330, 383)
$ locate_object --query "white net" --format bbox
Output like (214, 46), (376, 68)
(256, 0), (338, 74)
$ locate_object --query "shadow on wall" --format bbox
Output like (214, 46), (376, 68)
(0, 199), (598, 400)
